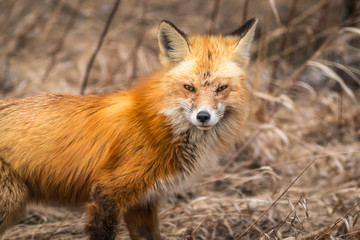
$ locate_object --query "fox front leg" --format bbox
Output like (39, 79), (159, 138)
(124, 201), (161, 240)
(85, 185), (120, 240)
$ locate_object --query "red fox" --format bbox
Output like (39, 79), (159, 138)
(0, 18), (257, 240)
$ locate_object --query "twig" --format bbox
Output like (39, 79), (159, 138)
(129, 0), (149, 82)
(106, 1), (139, 84)
(298, 227), (329, 240)
(235, 157), (318, 239)
(268, 0), (282, 26)
(41, 0), (85, 82)
(337, 229), (360, 238)
(192, 215), (208, 235)
(208, 0), (221, 34)
(80, 0), (121, 95)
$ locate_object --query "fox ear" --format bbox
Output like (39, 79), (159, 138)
(228, 18), (258, 66)
(158, 20), (190, 68)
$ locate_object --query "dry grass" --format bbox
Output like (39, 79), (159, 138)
(1, 0), (360, 239)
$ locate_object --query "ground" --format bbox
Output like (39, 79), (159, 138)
(0, 0), (359, 239)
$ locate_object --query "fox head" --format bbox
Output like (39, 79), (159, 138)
(158, 19), (257, 131)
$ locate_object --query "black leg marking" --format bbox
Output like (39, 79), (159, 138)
(85, 185), (120, 240)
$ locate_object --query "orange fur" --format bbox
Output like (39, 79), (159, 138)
(0, 18), (257, 240)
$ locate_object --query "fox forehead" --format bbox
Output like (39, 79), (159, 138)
(168, 35), (245, 81)
(188, 35), (239, 61)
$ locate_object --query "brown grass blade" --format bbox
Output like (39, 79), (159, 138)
(307, 60), (356, 101)
(314, 199), (360, 240)
(235, 157), (318, 240)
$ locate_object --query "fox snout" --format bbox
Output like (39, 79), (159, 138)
(190, 105), (224, 130)
(193, 110), (215, 130)
(196, 111), (211, 123)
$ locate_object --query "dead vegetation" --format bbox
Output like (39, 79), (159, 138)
(1, 0), (360, 239)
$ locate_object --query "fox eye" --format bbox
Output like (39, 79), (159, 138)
(216, 85), (228, 93)
(184, 84), (195, 92)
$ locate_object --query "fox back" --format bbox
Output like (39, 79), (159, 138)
(0, 18), (257, 240)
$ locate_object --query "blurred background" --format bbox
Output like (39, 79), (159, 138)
(1, 0), (360, 239)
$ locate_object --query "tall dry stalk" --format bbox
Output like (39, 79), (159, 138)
(80, 0), (121, 95)
(268, 0), (299, 93)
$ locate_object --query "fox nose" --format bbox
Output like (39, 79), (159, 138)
(196, 111), (211, 123)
